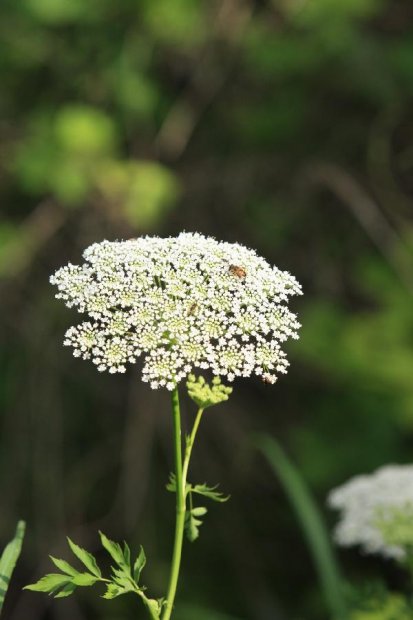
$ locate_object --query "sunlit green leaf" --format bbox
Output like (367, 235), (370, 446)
(53, 583), (77, 598)
(49, 556), (79, 577)
(102, 582), (122, 599)
(71, 572), (99, 587)
(24, 574), (71, 596)
(133, 547), (146, 584)
(67, 538), (101, 578)
(99, 532), (125, 566)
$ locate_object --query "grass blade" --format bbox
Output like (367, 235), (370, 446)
(0, 521), (26, 615)
(256, 435), (348, 620)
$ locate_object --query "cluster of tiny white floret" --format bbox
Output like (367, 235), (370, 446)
(328, 465), (413, 560)
(50, 233), (302, 390)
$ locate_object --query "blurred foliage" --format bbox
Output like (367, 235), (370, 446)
(1, 0), (413, 618)
(0, 522), (25, 615)
(257, 435), (347, 619)
(349, 587), (413, 620)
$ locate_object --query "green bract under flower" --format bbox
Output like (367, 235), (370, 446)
(186, 375), (232, 409)
(50, 233), (302, 389)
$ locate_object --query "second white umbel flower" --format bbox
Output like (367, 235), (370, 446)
(50, 232), (302, 389)
(328, 464), (413, 560)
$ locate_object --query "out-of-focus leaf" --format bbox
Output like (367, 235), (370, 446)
(96, 160), (180, 230)
(245, 29), (323, 78)
(54, 105), (117, 156)
(14, 105), (119, 205)
(256, 435), (348, 620)
(351, 593), (412, 620)
(0, 223), (24, 276)
(232, 90), (307, 147)
(24, 0), (90, 24)
(289, 0), (380, 26)
(0, 521), (25, 614)
(116, 71), (158, 118)
(142, 0), (205, 46)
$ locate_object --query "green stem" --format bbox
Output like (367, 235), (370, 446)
(182, 407), (204, 488)
(162, 388), (185, 620)
(162, 391), (205, 620)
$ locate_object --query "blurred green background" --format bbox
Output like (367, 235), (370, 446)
(1, 0), (413, 618)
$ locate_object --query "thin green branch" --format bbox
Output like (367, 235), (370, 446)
(162, 388), (186, 620)
(182, 407), (204, 489)
(162, 393), (205, 620)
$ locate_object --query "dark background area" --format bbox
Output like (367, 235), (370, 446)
(1, 0), (413, 618)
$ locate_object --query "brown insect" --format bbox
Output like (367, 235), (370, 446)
(187, 302), (198, 315)
(229, 264), (247, 279)
(262, 374), (277, 385)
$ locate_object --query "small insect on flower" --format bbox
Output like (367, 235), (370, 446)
(262, 374), (277, 385)
(229, 265), (247, 279)
(187, 302), (198, 316)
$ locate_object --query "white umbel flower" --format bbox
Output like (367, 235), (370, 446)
(328, 464), (413, 560)
(50, 233), (302, 389)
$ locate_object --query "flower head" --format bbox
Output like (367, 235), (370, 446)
(50, 233), (302, 389)
(328, 464), (413, 560)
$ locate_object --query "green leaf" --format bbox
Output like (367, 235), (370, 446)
(24, 574), (71, 595)
(110, 566), (131, 584)
(185, 508), (207, 542)
(49, 556), (79, 577)
(191, 507), (208, 517)
(102, 582), (123, 599)
(54, 583), (77, 598)
(99, 532), (125, 566)
(256, 435), (348, 620)
(133, 546), (146, 583)
(71, 572), (99, 586)
(191, 483), (230, 503)
(123, 541), (131, 567)
(102, 577), (133, 599)
(0, 521), (25, 613)
(166, 472), (176, 493)
(67, 538), (101, 578)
